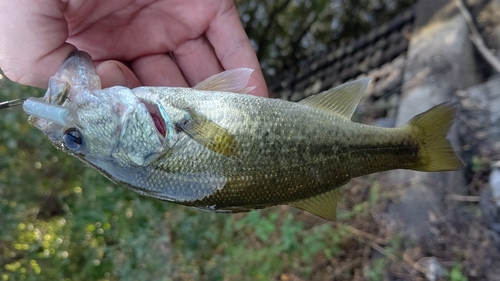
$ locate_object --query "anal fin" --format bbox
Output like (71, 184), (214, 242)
(289, 188), (340, 221)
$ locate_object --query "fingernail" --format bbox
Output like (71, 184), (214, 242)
(96, 61), (141, 88)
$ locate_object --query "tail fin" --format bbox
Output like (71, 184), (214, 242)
(405, 102), (464, 172)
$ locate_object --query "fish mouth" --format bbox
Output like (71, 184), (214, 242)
(22, 51), (98, 134)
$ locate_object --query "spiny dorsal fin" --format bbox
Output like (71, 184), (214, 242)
(194, 68), (255, 93)
(289, 188), (340, 221)
(299, 78), (370, 119)
(176, 109), (240, 159)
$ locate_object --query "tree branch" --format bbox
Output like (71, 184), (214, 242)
(454, 0), (500, 73)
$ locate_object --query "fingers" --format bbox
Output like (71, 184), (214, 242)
(130, 53), (189, 87)
(173, 36), (224, 86)
(0, 0), (268, 97)
(95, 61), (142, 89)
(0, 0), (75, 88)
(206, 3), (268, 97)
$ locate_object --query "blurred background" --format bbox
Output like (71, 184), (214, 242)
(2, 0), (500, 280)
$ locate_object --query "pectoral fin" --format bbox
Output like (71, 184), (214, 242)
(299, 78), (369, 119)
(194, 68), (255, 93)
(176, 110), (240, 159)
(289, 188), (340, 221)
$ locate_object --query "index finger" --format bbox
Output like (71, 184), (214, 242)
(206, 4), (268, 97)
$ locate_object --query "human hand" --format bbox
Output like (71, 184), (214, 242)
(0, 0), (268, 97)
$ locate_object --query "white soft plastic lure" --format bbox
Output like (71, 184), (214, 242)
(23, 98), (77, 127)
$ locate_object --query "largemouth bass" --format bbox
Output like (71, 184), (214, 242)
(22, 51), (463, 221)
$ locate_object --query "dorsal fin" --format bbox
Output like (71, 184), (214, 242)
(194, 68), (255, 93)
(289, 188), (341, 221)
(299, 78), (370, 119)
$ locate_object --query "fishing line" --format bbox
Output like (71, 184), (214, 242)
(0, 99), (25, 110)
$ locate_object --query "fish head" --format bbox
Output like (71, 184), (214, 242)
(24, 51), (170, 171)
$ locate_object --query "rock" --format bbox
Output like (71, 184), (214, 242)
(382, 0), (476, 241)
(489, 161), (500, 207)
(466, 77), (500, 141)
(419, 257), (446, 281)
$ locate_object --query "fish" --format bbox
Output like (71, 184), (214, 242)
(22, 51), (463, 221)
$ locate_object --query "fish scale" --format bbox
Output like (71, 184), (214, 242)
(140, 92), (420, 210)
(22, 51), (463, 221)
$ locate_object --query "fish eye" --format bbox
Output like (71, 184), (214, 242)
(63, 128), (83, 151)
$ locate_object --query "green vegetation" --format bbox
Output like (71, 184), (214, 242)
(449, 263), (467, 281)
(447, 264), (468, 281)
